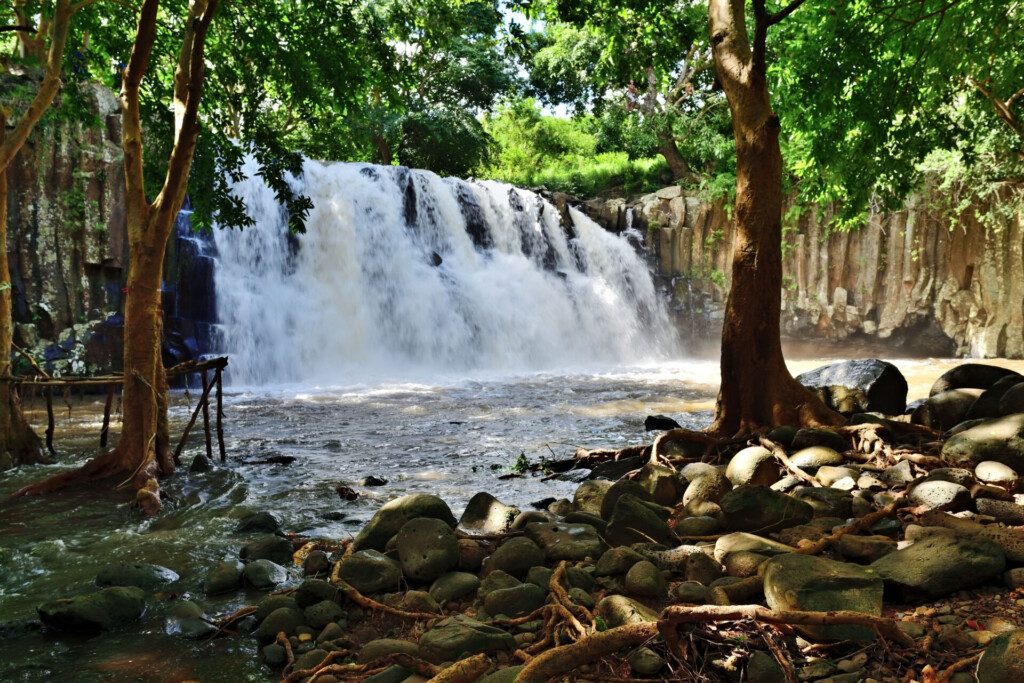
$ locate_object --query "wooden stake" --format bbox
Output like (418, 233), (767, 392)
(44, 387), (55, 456)
(172, 373), (217, 464)
(214, 367), (225, 462)
(200, 369), (213, 461)
(100, 383), (114, 449)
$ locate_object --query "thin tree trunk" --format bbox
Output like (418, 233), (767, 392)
(707, 0), (839, 436)
(657, 127), (691, 181)
(372, 134), (393, 165)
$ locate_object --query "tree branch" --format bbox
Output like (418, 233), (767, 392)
(768, 0), (807, 26)
(121, 0), (161, 216)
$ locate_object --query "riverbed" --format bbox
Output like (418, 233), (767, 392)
(2, 357), (1022, 681)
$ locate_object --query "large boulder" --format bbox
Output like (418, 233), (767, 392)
(457, 492), (520, 536)
(396, 517), (459, 583)
(240, 535), (294, 565)
(726, 446), (781, 487)
(353, 494), (456, 551)
(483, 537), (545, 578)
(417, 615), (516, 663)
(965, 376), (1024, 420)
(719, 486), (813, 533)
(339, 550), (402, 594)
(38, 587), (146, 633)
(572, 480), (613, 516)
(977, 629), (1024, 682)
(525, 522), (605, 561)
(913, 389), (985, 431)
(870, 534), (1005, 597)
(1000, 383), (1024, 417)
(796, 359), (908, 415)
(95, 563), (179, 590)
(941, 413), (1024, 473)
(930, 363), (1023, 396)
(637, 462), (685, 506)
(763, 554), (883, 642)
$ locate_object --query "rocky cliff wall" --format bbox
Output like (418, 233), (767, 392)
(581, 185), (1024, 358)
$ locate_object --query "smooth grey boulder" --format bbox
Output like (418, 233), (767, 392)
(726, 446), (780, 487)
(417, 615), (516, 663)
(204, 560), (243, 596)
(942, 413), (1024, 473)
(796, 359), (908, 415)
(396, 517), (459, 583)
(483, 583), (546, 618)
(38, 587), (146, 633)
(525, 521), (605, 561)
(352, 494), (456, 551)
(339, 550), (402, 594)
(243, 559), (288, 589)
(870, 534), (1005, 597)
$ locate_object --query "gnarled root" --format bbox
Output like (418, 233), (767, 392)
(427, 653), (490, 683)
(514, 622), (657, 682)
(328, 571), (440, 622)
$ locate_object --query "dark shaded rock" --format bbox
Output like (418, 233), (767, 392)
(255, 594), (298, 621)
(483, 537), (545, 578)
(638, 462), (685, 505)
(977, 499), (1024, 525)
(458, 492), (520, 536)
(791, 428), (849, 453)
(293, 649), (330, 671)
(303, 549), (331, 577)
(190, 454), (212, 472)
(429, 572), (480, 604)
(478, 570), (521, 599)
(966, 375), (1024, 420)
(478, 666), (524, 683)
(166, 600), (217, 639)
(305, 600), (345, 629)
(38, 587), (146, 633)
(335, 485), (359, 500)
(605, 493), (672, 547)
(914, 389), (985, 431)
(204, 560), (243, 595)
(572, 480), (612, 516)
(746, 650), (786, 682)
(836, 534), (897, 563)
(358, 638), (420, 663)
(483, 583), (546, 618)
(930, 364), (1023, 396)
(418, 614), (516, 663)
(95, 562), (179, 590)
(999, 383), (1024, 417)
(235, 511), (282, 534)
(672, 581), (710, 603)
(457, 538), (487, 572)
(871, 534), (1005, 597)
(720, 485), (813, 533)
(627, 646), (666, 676)
(763, 554), (883, 642)
(525, 522), (605, 561)
(353, 494), (456, 551)
(644, 414), (681, 431)
(767, 425), (798, 448)
(240, 535), (293, 565)
(295, 578), (339, 608)
(977, 629), (1024, 682)
(396, 517), (459, 583)
(362, 475), (388, 487)
(598, 480), (653, 521)
(796, 359), (908, 415)
(256, 606), (304, 643)
(339, 550), (402, 594)
(562, 510), (607, 533)
(792, 487), (853, 518)
(243, 559), (288, 590)
(623, 560), (666, 598)
(595, 547), (646, 576)
(676, 515), (721, 536)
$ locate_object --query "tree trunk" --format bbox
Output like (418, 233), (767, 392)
(657, 127), (691, 181)
(372, 134), (393, 166)
(707, 0), (839, 436)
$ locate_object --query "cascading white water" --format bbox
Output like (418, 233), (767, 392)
(213, 159), (679, 384)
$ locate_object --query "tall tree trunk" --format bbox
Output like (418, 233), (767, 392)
(657, 127), (691, 181)
(372, 134), (393, 165)
(707, 0), (839, 436)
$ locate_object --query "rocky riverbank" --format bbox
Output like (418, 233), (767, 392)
(23, 360), (1024, 682)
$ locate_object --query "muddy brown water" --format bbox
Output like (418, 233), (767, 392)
(2, 358), (1022, 681)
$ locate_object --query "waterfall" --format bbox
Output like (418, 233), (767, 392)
(213, 159), (679, 385)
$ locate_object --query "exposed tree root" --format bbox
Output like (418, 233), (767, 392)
(276, 631), (295, 672)
(759, 437), (822, 487)
(514, 622), (657, 682)
(709, 575), (763, 605)
(758, 624), (797, 682)
(549, 561), (594, 627)
(281, 650), (349, 682)
(329, 574), (441, 622)
(793, 496), (910, 556)
(426, 653), (490, 683)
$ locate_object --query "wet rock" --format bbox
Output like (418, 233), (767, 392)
(547, 498), (572, 516)
(638, 462), (685, 505)
(317, 622), (346, 643)
(714, 532), (794, 563)
(789, 446), (844, 470)
(396, 517), (459, 583)
(479, 570), (521, 599)
(457, 492), (520, 536)
(362, 475), (388, 487)
(294, 649), (330, 671)
(39, 586), (146, 633)
(763, 554), (883, 642)
(240, 534), (293, 565)
(796, 359), (908, 415)
(942, 413), (1024, 473)
(676, 515), (721, 537)
(595, 595), (658, 627)
(429, 572), (480, 605)
(256, 594), (299, 621)
(295, 578), (340, 608)
(418, 614), (516, 663)
(930, 363), (1022, 396)
(204, 560), (244, 595)
(335, 485), (359, 500)
(95, 562), (179, 590)
(624, 560), (666, 598)
(526, 566), (553, 588)
(262, 643), (288, 666)
(353, 494), (457, 551)
(908, 480), (972, 511)
(525, 522), (605, 561)
(457, 539), (487, 571)
(871, 534), (1005, 597)
(483, 537), (545, 578)
(358, 638), (420, 663)
(914, 389), (985, 430)
(595, 547), (646, 576)
(999, 383), (1024, 416)
(243, 559), (288, 590)
(977, 629), (1024, 682)
(256, 606), (304, 643)
(720, 485), (813, 533)
(605, 493), (672, 547)
(627, 646), (665, 676)
(976, 499), (1024, 525)
(478, 666), (524, 683)
(235, 511), (282, 534)
(339, 550), (402, 594)
(189, 453), (213, 472)
(573, 481), (610, 518)
(483, 583), (546, 618)
(305, 600), (345, 629)
(726, 446), (781, 487)
(394, 590), (441, 614)
(510, 510), (551, 529)
(303, 549), (331, 577)
(976, 460), (1020, 488)
(645, 414), (680, 431)
(836, 535), (897, 563)
(166, 600), (217, 639)
(672, 581), (710, 603)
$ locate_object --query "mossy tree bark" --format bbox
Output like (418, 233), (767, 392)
(707, 0), (840, 436)
(14, 0), (219, 511)
(0, 0), (92, 470)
